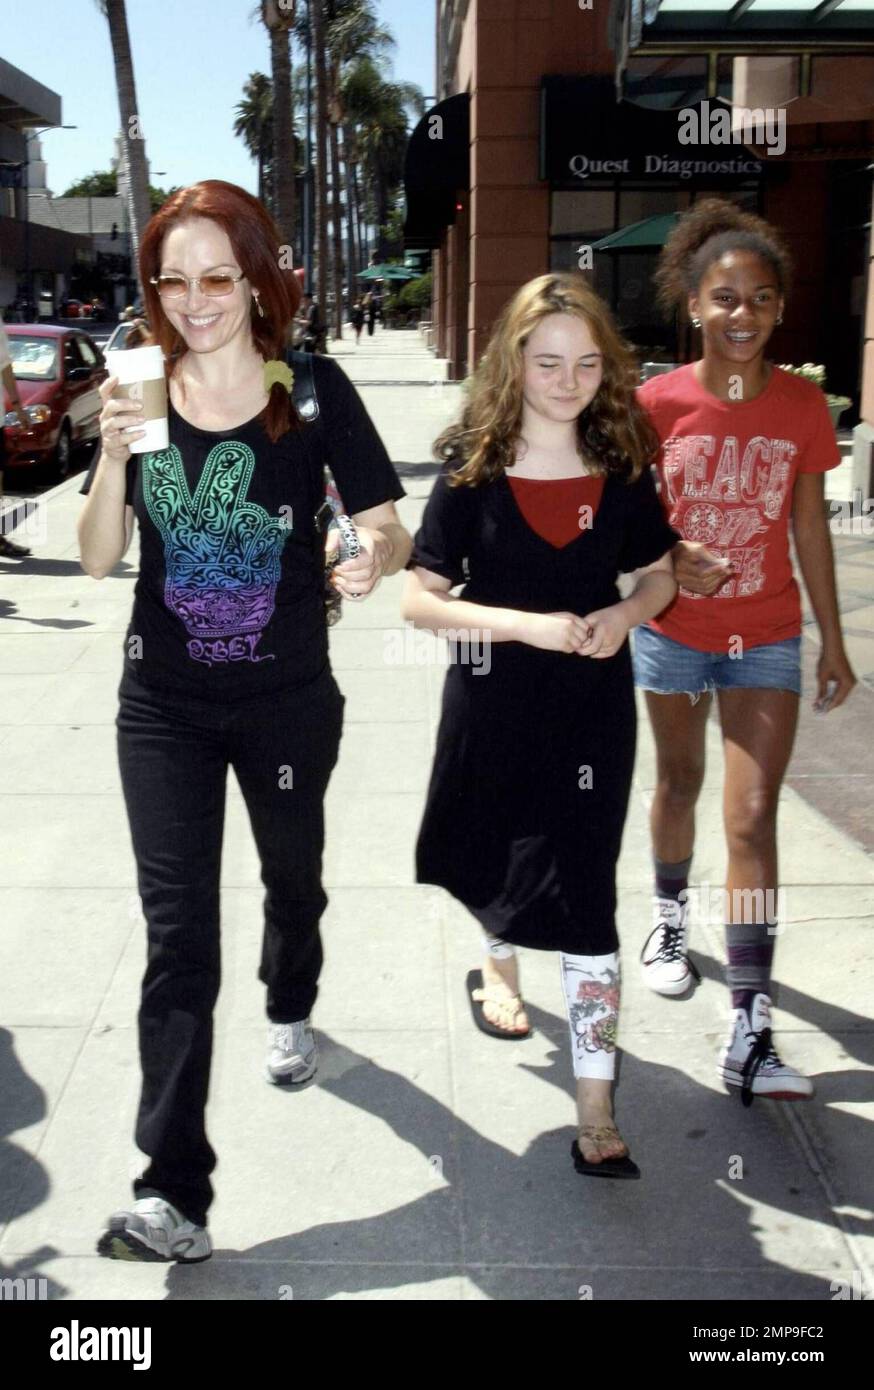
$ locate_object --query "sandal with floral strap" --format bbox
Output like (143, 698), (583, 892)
(465, 969), (531, 1041)
(571, 1124), (641, 1180)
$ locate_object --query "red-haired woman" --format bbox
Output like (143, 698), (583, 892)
(78, 180), (410, 1261)
(403, 273), (679, 1177)
(634, 199), (856, 1104)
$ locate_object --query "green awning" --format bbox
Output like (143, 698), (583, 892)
(357, 263), (418, 280)
(591, 213), (680, 250)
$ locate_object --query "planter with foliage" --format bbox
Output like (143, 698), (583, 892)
(384, 271), (433, 327)
(778, 362), (852, 429)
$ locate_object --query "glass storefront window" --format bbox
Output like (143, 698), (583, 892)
(549, 185), (759, 358)
(619, 188), (691, 224)
(550, 190), (614, 237)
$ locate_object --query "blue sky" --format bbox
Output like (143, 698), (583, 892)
(3, 0), (435, 196)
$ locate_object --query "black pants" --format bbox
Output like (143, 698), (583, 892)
(116, 665), (344, 1226)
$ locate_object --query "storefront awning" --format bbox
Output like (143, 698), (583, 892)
(403, 92), (470, 251)
(611, 0), (874, 52)
(0, 56), (62, 130)
(592, 213), (680, 250)
(610, 2), (874, 111)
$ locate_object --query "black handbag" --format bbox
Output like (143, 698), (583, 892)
(286, 349), (359, 624)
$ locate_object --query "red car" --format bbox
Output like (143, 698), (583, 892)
(3, 325), (107, 477)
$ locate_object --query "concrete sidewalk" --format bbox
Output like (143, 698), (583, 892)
(0, 329), (872, 1301)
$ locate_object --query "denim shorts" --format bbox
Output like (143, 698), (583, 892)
(632, 625), (802, 700)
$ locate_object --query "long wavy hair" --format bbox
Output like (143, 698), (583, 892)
(654, 197), (792, 320)
(139, 179), (302, 442)
(436, 273), (657, 487)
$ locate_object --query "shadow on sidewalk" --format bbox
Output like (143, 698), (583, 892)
(0, 559), (135, 579)
(157, 1004), (866, 1300)
(0, 1028), (67, 1299)
(691, 949), (874, 1070)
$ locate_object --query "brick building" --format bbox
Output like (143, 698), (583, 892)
(403, 0), (874, 489)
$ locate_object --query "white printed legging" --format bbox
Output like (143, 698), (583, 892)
(483, 932), (619, 1079)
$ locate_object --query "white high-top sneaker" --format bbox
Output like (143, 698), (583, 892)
(718, 993), (814, 1106)
(640, 897), (699, 996)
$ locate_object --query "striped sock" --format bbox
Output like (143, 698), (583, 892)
(725, 922), (774, 1013)
(655, 854), (692, 903)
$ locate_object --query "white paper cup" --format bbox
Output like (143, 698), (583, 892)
(106, 345), (168, 453)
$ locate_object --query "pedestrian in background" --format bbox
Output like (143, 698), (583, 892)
(294, 290), (326, 354)
(78, 178), (410, 1262)
(350, 299), (365, 345)
(403, 272), (679, 1178)
(634, 198), (856, 1104)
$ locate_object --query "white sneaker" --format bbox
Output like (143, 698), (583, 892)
(640, 897), (699, 996)
(97, 1196), (212, 1263)
(718, 993), (814, 1106)
(266, 1018), (318, 1085)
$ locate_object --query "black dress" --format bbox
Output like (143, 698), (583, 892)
(410, 461), (679, 956)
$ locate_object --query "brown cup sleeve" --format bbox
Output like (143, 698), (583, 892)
(114, 378), (167, 423)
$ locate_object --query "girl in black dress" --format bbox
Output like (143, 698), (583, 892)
(402, 273), (679, 1177)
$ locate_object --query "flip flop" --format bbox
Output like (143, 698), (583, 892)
(465, 969), (531, 1041)
(571, 1129), (641, 1180)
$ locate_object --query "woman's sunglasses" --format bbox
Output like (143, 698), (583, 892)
(150, 272), (245, 299)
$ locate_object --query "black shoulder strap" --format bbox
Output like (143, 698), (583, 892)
(286, 347), (320, 423)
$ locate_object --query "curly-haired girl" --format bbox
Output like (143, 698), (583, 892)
(635, 198), (856, 1104)
(402, 273), (680, 1177)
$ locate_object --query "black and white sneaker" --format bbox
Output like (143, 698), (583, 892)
(0, 535), (31, 559)
(266, 1018), (319, 1085)
(718, 993), (814, 1106)
(97, 1196), (212, 1262)
(640, 896), (700, 996)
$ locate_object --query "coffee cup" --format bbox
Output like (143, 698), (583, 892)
(106, 344), (168, 453)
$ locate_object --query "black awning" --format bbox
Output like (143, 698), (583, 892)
(403, 92), (470, 250)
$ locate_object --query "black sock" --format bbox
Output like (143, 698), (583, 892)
(654, 854), (692, 903)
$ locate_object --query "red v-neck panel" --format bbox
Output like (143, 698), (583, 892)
(506, 475), (606, 549)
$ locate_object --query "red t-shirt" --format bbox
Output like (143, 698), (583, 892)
(507, 475), (605, 548)
(637, 364), (840, 653)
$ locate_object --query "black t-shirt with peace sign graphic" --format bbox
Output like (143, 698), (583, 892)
(80, 356), (404, 701)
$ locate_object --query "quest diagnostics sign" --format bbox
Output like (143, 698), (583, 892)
(568, 153), (763, 180)
(541, 76), (780, 186)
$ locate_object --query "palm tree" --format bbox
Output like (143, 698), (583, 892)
(323, 2), (395, 336)
(234, 72), (275, 208)
(310, 0), (330, 316)
(343, 57), (423, 263)
(260, 1), (297, 247)
(95, 0), (153, 291)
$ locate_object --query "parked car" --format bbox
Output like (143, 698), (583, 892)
(102, 318), (150, 355)
(2, 325), (107, 477)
